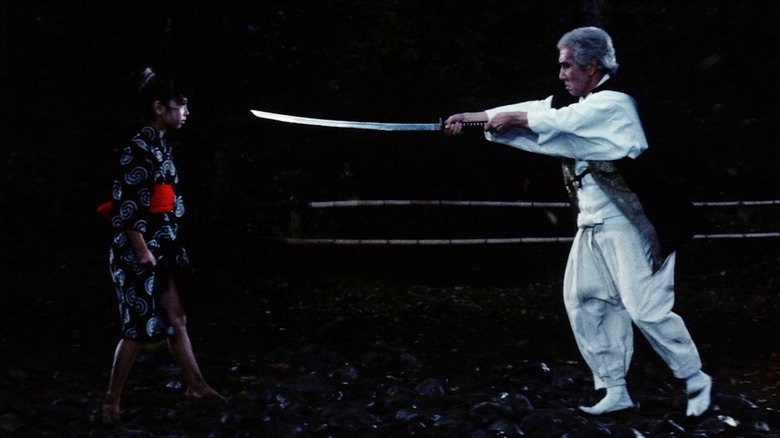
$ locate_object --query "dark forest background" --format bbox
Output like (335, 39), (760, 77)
(1, 0), (779, 297)
(3, 3), (780, 435)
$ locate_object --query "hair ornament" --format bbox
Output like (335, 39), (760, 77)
(139, 67), (156, 92)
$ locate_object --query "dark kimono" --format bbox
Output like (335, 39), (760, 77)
(108, 126), (189, 341)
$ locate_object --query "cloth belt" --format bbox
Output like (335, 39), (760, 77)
(149, 184), (175, 213)
(96, 183), (175, 220)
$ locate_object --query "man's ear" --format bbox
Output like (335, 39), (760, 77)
(153, 100), (164, 116)
(587, 60), (600, 76)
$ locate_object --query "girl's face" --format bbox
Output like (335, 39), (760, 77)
(161, 98), (189, 130)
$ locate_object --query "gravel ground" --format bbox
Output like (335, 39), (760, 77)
(2, 239), (779, 437)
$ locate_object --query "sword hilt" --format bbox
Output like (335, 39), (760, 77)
(438, 118), (487, 132)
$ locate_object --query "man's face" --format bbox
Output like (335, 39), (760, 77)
(558, 47), (593, 97)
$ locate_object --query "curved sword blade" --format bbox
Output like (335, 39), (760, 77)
(250, 109), (442, 131)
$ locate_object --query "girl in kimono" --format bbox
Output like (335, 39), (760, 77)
(102, 67), (225, 424)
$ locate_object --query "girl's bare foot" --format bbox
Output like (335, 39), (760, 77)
(101, 403), (121, 425)
(185, 384), (227, 402)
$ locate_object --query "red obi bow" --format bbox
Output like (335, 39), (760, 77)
(96, 200), (113, 220)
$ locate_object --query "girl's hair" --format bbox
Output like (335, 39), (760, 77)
(557, 27), (619, 75)
(137, 67), (191, 121)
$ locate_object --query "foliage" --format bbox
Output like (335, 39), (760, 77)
(2, 1), (779, 280)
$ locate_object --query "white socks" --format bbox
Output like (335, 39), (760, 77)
(685, 371), (712, 416)
(579, 384), (635, 415)
(580, 372), (711, 416)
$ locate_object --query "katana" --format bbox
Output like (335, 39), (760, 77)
(250, 109), (485, 132)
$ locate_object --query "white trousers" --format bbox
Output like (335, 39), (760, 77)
(563, 223), (702, 389)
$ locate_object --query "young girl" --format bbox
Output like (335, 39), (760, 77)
(102, 67), (225, 424)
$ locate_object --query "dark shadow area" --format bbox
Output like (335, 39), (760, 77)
(2, 1), (780, 436)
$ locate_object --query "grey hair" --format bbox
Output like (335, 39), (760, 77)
(557, 27), (619, 75)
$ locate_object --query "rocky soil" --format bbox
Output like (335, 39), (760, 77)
(2, 238), (779, 437)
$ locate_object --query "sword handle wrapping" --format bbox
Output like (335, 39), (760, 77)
(438, 118), (486, 131)
(462, 121), (487, 130)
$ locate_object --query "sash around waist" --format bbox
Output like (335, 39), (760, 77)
(96, 183), (176, 220)
(149, 184), (175, 213)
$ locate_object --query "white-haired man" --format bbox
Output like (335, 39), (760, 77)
(445, 26), (712, 417)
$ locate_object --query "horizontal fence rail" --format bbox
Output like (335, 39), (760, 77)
(282, 233), (780, 245)
(308, 199), (780, 209)
(308, 200), (571, 208)
(283, 237), (576, 245)
(279, 199), (780, 245)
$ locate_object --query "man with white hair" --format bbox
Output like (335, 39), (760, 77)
(444, 26), (712, 417)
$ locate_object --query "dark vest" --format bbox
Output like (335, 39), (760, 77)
(551, 80), (702, 271)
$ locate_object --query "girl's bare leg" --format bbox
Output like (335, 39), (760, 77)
(103, 338), (142, 424)
(164, 278), (226, 401)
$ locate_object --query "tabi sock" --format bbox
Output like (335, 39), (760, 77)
(685, 371), (712, 416)
(579, 385), (635, 415)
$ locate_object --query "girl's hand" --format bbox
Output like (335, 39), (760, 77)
(137, 247), (157, 267)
